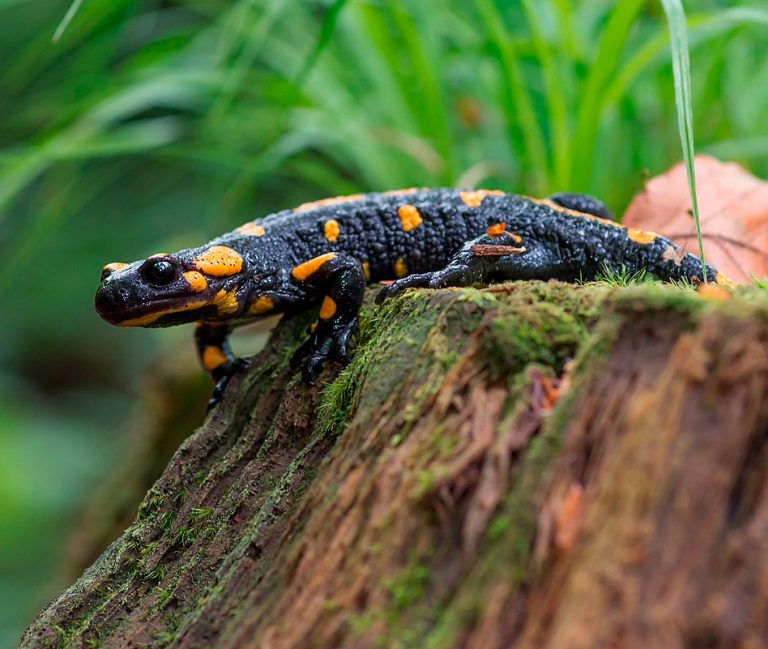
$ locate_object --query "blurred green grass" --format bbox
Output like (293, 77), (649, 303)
(1, 0), (767, 645)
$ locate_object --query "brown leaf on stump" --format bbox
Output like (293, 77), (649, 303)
(623, 155), (768, 284)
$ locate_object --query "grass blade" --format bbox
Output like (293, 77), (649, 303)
(52, 0), (84, 42)
(660, 0), (706, 275)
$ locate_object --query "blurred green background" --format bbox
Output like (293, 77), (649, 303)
(1, 0), (767, 645)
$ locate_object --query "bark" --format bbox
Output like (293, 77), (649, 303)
(21, 281), (768, 649)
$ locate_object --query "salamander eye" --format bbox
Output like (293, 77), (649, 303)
(140, 258), (179, 286)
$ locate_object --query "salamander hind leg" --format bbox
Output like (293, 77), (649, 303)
(376, 230), (561, 303)
(289, 252), (365, 381)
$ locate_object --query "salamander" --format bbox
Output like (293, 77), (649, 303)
(95, 188), (730, 407)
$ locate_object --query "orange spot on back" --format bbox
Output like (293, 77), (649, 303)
(193, 246), (243, 277)
(528, 196), (622, 228)
(249, 295), (274, 315)
(236, 222), (265, 237)
(486, 222), (506, 237)
(626, 228), (657, 245)
(319, 296), (337, 320)
(397, 204), (423, 232)
(383, 187), (425, 197)
(183, 271), (208, 293)
(394, 257), (408, 278)
(292, 252), (336, 281)
(202, 346), (229, 372)
(459, 189), (504, 207)
(324, 219), (340, 242)
(294, 194), (364, 213)
(361, 261), (371, 282)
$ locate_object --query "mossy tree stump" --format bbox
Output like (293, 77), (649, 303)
(22, 281), (768, 649)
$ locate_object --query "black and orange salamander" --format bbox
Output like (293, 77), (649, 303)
(95, 188), (730, 407)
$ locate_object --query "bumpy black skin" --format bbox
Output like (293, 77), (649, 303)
(95, 189), (719, 407)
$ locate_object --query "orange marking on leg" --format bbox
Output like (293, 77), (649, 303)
(626, 228), (658, 244)
(249, 295), (274, 315)
(397, 204), (423, 232)
(486, 222), (506, 237)
(291, 252), (337, 281)
(236, 222), (265, 237)
(394, 257), (408, 278)
(213, 288), (240, 315)
(361, 261), (371, 282)
(319, 296), (337, 320)
(459, 189), (504, 207)
(193, 246), (243, 277)
(202, 346), (229, 372)
(324, 219), (341, 242)
(183, 271), (208, 293)
(294, 194), (363, 213)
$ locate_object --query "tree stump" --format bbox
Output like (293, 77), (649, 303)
(21, 281), (768, 649)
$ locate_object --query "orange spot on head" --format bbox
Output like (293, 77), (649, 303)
(397, 204), (423, 232)
(715, 272), (736, 288)
(202, 346), (229, 372)
(148, 252), (170, 259)
(183, 271), (208, 293)
(319, 296), (337, 320)
(236, 222), (265, 237)
(459, 189), (504, 208)
(324, 219), (340, 243)
(361, 261), (371, 282)
(292, 252), (336, 282)
(249, 295), (274, 315)
(698, 284), (731, 301)
(394, 257), (408, 278)
(486, 222), (506, 237)
(626, 228), (657, 245)
(193, 246), (243, 277)
(102, 262), (128, 274)
(294, 194), (364, 213)
(509, 232), (522, 243)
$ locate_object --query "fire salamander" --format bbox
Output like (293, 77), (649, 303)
(95, 188), (730, 407)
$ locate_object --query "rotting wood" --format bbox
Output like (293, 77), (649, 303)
(20, 281), (768, 649)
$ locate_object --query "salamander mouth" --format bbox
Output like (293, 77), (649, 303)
(95, 288), (212, 327)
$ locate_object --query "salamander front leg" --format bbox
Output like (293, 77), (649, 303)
(290, 253), (365, 381)
(195, 322), (248, 410)
(377, 229), (562, 302)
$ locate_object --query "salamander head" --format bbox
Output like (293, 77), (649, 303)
(95, 244), (250, 327)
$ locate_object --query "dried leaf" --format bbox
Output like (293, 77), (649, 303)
(623, 155), (768, 284)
